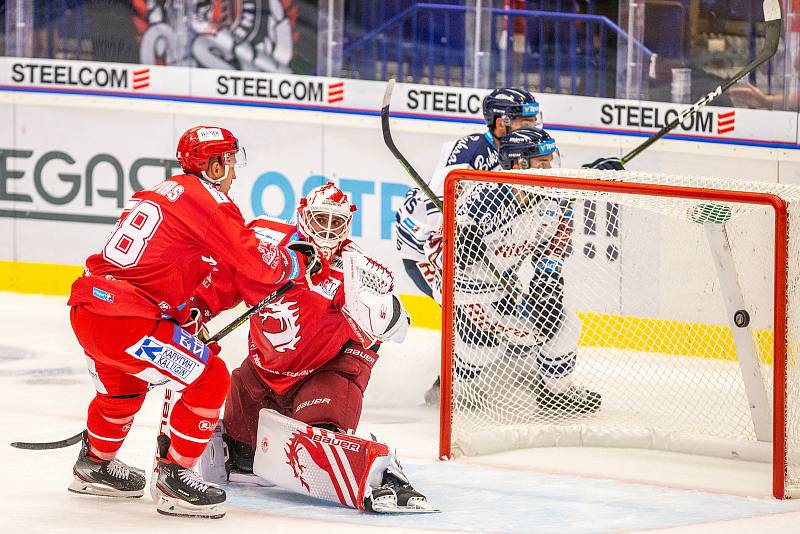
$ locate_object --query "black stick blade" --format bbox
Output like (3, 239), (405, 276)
(11, 431), (83, 450)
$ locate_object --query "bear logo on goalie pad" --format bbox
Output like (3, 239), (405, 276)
(253, 409), (389, 510)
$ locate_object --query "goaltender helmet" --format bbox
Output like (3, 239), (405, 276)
(297, 182), (357, 261)
(498, 128), (560, 170)
(482, 88), (543, 130)
(176, 126), (247, 182)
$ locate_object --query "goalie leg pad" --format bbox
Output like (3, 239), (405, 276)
(252, 410), (438, 512)
(252, 409), (389, 510)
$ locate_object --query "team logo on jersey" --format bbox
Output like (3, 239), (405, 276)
(258, 298), (301, 352)
(258, 239), (280, 268)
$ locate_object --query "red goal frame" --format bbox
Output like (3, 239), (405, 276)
(438, 169), (790, 499)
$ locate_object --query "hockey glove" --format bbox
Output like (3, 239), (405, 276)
(582, 157), (624, 171)
(181, 308), (210, 341)
(287, 241), (323, 278)
(455, 224), (487, 269)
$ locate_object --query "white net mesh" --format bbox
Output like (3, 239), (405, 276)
(442, 168), (800, 498)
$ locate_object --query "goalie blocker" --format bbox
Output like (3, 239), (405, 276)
(199, 410), (438, 513)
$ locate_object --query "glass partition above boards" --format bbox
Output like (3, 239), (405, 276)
(1, 1), (797, 110)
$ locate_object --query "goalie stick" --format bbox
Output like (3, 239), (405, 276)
(381, 79), (520, 299)
(10, 280), (295, 451)
(621, 0), (782, 164)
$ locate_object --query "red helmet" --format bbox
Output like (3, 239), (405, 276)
(176, 126), (245, 176)
(297, 182), (357, 260)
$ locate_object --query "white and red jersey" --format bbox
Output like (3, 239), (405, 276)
(68, 174), (303, 320)
(197, 216), (387, 394)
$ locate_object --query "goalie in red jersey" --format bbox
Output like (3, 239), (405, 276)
(193, 183), (437, 513)
(67, 126), (314, 519)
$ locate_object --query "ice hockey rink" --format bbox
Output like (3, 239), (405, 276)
(4, 292), (800, 534)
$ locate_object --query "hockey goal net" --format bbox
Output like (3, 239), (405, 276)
(439, 168), (800, 499)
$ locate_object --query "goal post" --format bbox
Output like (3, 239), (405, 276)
(439, 168), (798, 499)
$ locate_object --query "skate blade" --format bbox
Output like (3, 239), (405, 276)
(369, 496), (440, 514)
(156, 495), (226, 519)
(68, 477), (144, 498)
(229, 471), (275, 487)
(370, 503), (441, 514)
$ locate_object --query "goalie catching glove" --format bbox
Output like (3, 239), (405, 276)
(341, 248), (410, 346)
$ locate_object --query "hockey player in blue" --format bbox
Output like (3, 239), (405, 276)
(424, 129), (604, 414)
(393, 88), (542, 300)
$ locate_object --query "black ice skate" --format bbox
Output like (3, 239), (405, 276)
(223, 433), (269, 485)
(153, 434), (226, 519)
(364, 467), (439, 514)
(68, 430), (146, 498)
(537, 383), (602, 414)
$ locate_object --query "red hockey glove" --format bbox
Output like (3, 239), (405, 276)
(287, 240), (324, 278)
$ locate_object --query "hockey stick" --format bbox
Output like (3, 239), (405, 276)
(382, 79), (443, 213)
(621, 0), (782, 164)
(382, 79), (520, 298)
(10, 280), (295, 451)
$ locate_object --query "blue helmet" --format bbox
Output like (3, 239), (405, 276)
(482, 88), (542, 129)
(498, 128), (559, 170)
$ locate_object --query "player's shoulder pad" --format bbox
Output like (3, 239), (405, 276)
(172, 173), (231, 205)
(249, 216), (295, 245)
(447, 132), (499, 171)
(446, 134), (486, 166)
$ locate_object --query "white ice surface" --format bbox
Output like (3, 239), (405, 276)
(4, 292), (800, 533)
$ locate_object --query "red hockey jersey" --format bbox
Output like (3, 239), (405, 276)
(68, 174), (303, 321)
(196, 216), (383, 394)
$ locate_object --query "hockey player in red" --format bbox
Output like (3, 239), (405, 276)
(193, 183), (437, 513)
(66, 126), (315, 519)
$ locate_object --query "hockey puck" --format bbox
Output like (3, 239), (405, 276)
(734, 310), (750, 328)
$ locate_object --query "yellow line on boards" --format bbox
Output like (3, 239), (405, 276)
(0, 261), (779, 364)
(0, 261), (82, 295)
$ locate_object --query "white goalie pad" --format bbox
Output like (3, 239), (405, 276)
(341, 249), (410, 344)
(252, 409), (391, 510)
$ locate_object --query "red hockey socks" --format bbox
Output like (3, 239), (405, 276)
(167, 356), (230, 467)
(86, 393), (145, 460)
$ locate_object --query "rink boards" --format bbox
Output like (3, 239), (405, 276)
(2, 58), (800, 335)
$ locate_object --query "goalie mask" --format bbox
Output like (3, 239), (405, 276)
(498, 128), (561, 170)
(297, 183), (357, 261)
(482, 88), (543, 131)
(176, 126), (247, 186)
